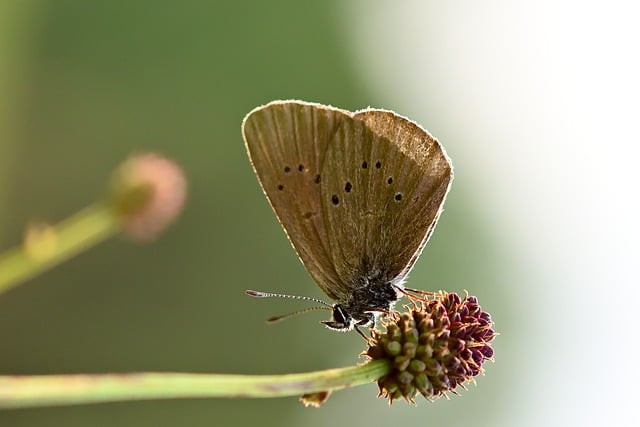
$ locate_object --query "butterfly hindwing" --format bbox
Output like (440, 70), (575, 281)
(354, 110), (453, 281)
(321, 109), (453, 288)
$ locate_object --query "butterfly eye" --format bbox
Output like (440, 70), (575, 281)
(344, 182), (352, 193)
(394, 193), (403, 202)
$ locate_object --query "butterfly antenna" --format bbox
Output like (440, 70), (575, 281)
(245, 289), (332, 307)
(265, 305), (331, 323)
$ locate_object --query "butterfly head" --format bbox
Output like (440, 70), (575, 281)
(321, 304), (376, 331)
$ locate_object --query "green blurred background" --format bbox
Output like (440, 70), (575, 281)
(2, 1), (636, 426)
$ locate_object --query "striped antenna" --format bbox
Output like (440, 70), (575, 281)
(245, 289), (332, 307)
(265, 305), (331, 323)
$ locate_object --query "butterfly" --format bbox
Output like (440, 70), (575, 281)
(242, 100), (452, 334)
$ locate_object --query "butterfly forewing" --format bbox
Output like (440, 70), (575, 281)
(321, 110), (453, 288)
(320, 119), (391, 287)
(242, 101), (351, 300)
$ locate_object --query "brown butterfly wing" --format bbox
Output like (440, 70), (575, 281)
(242, 101), (351, 301)
(320, 110), (453, 288)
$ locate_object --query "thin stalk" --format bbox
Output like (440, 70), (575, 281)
(0, 360), (390, 409)
(0, 202), (120, 295)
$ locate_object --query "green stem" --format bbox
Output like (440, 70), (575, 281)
(0, 202), (120, 295)
(0, 360), (390, 409)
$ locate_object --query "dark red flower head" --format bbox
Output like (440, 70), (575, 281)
(366, 292), (496, 404)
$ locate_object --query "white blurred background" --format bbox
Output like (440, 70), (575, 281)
(340, 1), (639, 425)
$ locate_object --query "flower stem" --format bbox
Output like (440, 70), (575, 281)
(0, 202), (120, 295)
(0, 361), (390, 409)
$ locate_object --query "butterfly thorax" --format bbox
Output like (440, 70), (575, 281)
(322, 281), (400, 331)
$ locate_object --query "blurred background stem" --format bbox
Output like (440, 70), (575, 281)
(0, 202), (120, 295)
